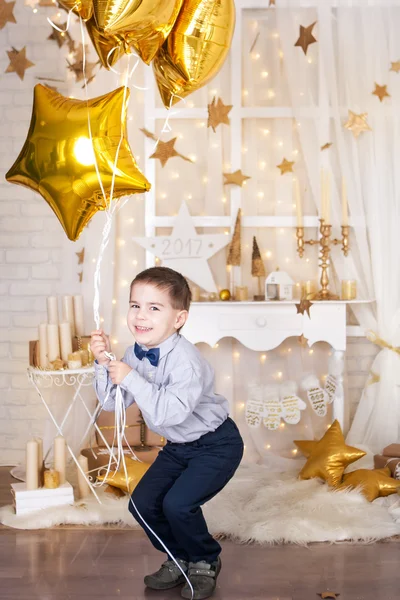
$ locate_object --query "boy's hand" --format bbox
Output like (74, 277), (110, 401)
(90, 330), (111, 367)
(108, 361), (132, 385)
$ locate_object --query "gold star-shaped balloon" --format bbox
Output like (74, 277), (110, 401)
(149, 137), (193, 168)
(207, 97), (232, 132)
(372, 83), (390, 103)
(223, 169), (251, 187)
(277, 158), (294, 175)
(97, 458), (150, 493)
(299, 420), (366, 487)
(321, 142), (332, 151)
(294, 22), (317, 55)
(6, 85), (150, 241)
(295, 298), (313, 318)
(5, 47), (34, 81)
(0, 0), (16, 30)
(339, 467), (400, 502)
(390, 61), (400, 73)
(294, 439), (316, 457)
(344, 110), (372, 139)
(298, 334), (309, 347)
(76, 248), (85, 264)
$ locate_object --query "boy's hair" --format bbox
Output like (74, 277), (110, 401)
(130, 267), (192, 312)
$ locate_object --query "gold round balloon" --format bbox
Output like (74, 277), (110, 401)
(92, 0), (183, 64)
(58, 0), (93, 20)
(219, 289), (231, 301)
(97, 458), (150, 493)
(153, 0), (236, 108)
(6, 85), (150, 241)
(86, 17), (126, 69)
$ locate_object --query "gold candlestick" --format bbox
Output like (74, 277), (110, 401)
(296, 220), (350, 300)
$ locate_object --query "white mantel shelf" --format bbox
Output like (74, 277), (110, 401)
(184, 300), (373, 352)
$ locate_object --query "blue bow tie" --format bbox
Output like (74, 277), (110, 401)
(134, 343), (160, 367)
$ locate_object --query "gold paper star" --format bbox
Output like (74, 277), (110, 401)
(5, 47), (34, 80)
(318, 593), (340, 599)
(78, 271), (83, 282)
(207, 97), (233, 132)
(0, 0), (16, 30)
(339, 467), (400, 502)
(73, 43), (89, 62)
(277, 158), (294, 175)
(149, 137), (193, 168)
(140, 127), (157, 141)
(299, 420), (366, 487)
(344, 110), (372, 139)
(372, 83), (390, 102)
(269, 0), (276, 5)
(48, 25), (75, 52)
(76, 248), (85, 264)
(321, 142), (332, 151)
(294, 22), (317, 55)
(223, 169), (251, 187)
(295, 298), (313, 318)
(390, 61), (400, 73)
(298, 334), (309, 347)
(67, 58), (97, 83)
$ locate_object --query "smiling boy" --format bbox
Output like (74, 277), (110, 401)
(91, 267), (243, 600)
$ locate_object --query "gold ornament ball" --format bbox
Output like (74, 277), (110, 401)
(219, 289), (231, 301)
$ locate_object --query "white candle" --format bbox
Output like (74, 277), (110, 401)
(294, 178), (303, 227)
(325, 170), (331, 224)
(77, 454), (91, 499)
(320, 168), (325, 220)
(26, 439), (39, 490)
(35, 436), (44, 487)
(59, 322), (73, 362)
(47, 323), (60, 362)
(73, 295), (84, 337)
(62, 295), (75, 337)
(38, 323), (48, 368)
(342, 177), (348, 226)
(47, 296), (59, 325)
(54, 435), (66, 485)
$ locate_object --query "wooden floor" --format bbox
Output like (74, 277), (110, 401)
(1, 467), (400, 600)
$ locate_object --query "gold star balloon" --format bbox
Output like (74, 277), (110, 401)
(58, 0), (92, 20)
(344, 110), (372, 139)
(298, 420), (366, 487)
(6, 85), (150, 241)
(85, 16), (125, 69)
(97, 458), (150, 493)
(339, 467), (400, 502)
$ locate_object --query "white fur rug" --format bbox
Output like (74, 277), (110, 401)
(3, 463), (400, 543)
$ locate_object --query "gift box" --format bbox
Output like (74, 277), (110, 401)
(374, 454), (400, 478)
(382, 444), (400, 458)
(81, 446), (160, 479)
(96, 403), (165, 448)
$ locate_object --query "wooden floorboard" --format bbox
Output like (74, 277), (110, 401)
(1, 467), (400, 599)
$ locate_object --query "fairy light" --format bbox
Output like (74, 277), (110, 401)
(288, 348), (292, 353)
(309, 349), (314, 355)
(100, 317), (104, 323)
(243, 89), (249, 97)
(280, 228), (285, 234)
(280, 422), (285, 428)
(285, 257), (290, 263)
(171, 172), (179, 179)
(189, 154), (197, 162)
(132, 259), (138, 266)
(222, 196), (227, 203)
(267, 89), (275, 99)
(272, 32), (279, 39)
(265, 251), (272, 259)
(259, 160), (266, 170)
(242, 147), (248, 153)
(197, 121), (206, 128)
(251, 52), (260, 60)
(257, 191), (264, 199)
(212, 143), (219, 149)
(129, 218), (135, 223)
(261, 71), (269, 79)
(279, 50), (284, 59)
(112, 339), (118, 344)
(233, 351), (240, 359)
(262, 128), (270, 135)
(160, 192), (167, 199)
(260, 354), (267, 362)
(186, 193), (192, 200)
(213, 343), (219, 349)
(308, 57), (313, 64)
(278, 141), (283, 147)
(225, 375), (231, 380)
(118, 239), (126, 246)
(121, 280), (128, 287)
(202, 176), (208, 184)
(92, 258), (95, 263)
(292, 449), (298, 455)
(33, 7), (38, 12)
(239, 402), (245, 409)
(265, 444), (271, 449)
(277, 371), (283, 379)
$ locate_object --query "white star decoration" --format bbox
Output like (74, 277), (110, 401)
(133, 202), (231, 292)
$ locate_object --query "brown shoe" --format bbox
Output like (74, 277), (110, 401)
(144, 558), (188, 590)
(181, 556), (222, 599)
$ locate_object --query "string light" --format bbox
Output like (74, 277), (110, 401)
(213, 343), (219, 349)
(261, 71), (269, 79)
(265, 444), (271, 449)
(233, 351), (240, 359)
(265, 251), (272, 259)
(100, 317), (104, 323)
(112, 339), (118, 344)
(121, 280), (128, 287)
(280, 422), (285, 428)
(262, 129), (270, 135)
(160, 193), (167, 199)
(129, 218), (135, 223)
(243, 89), (249, 97)
(189, 154), (197, 161)
(222, 196), (227, 203)
(118, 239), (126, 246)
(257, 191), (264, 199)
(309, 349), (314, 355)
(202, 176), (208, 183)
(251, 52), (260, 60)
(292, 449), (298, 455)
(260, 354), (267, 362)
(132, 260), (138, 266)
(267, 89), (275, 99)
(277, 371), (283, 378)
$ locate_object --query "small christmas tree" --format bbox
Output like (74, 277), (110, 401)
(227, 209), (241, 266)
(252, 236), (266, 299)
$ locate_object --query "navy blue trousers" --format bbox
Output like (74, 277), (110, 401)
(128, 417), (244, 563)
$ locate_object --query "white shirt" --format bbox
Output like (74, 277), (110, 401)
(93, 333), (229, 443)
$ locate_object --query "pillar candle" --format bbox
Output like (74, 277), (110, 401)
(26, 439), (39, 490)
(47, 296), (59, 325)
(191, 287), (200, 302)
(341, 279), (357, 300)
(68, 351), (82, 370)
(38, 323), (48, 368)
(47, 323), (60, 362)
(73, 295), (84, 337)
(325, 170), (331, 224)
(342, 177), (348, 226)
(320, 167), (326, 220)
(35, 436), (44, 487)
(54, 435), (66, 485)
(77, 454), (91, 499)
(294, 178), (303, 227)
(59, 322), (73, 362)
(62, 295), (75, 337)
(44, 469), (60, 489)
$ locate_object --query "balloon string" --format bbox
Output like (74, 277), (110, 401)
(47, 4), (78, 32)
(152, 93), (187, 151)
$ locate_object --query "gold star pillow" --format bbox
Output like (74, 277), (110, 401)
(298, 420), (366, 487)
(339, 467), (400, 502)
(97, 458), (150, 493)
(294, 439), (317, 458)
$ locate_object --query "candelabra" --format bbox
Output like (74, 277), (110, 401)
(296, 220), (350, 300)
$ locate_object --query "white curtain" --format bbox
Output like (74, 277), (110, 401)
(276, 1), (400, 453)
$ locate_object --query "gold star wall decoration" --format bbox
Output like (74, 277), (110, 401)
(277, 158), (294, 175)
(298, 334), (309, 347)
(294, 22), (317, 55)
(249, 31), (259, 53)
(295, 298), (313, 318)
(140, 127), (157, 141)
(48, 25), (75, 52)
(269, 0), (276, 5)
(321, 142), (332, 151)
(344, 110), (372, 139)
(390, 61), (400, 73)
(372, 83), (390, 102)
(5, 47), (34, 80)
(318, 592), (340, 599)
(150, 137), (193, 168)
(0, 0), (16, 30)
(207, 97), (232, 132)
(76, 248), (85, 264)
(67, 58), (97, 83)
(223, 169), (251, 187)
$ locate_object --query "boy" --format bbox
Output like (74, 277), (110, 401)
(91, 267), (244, 600)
